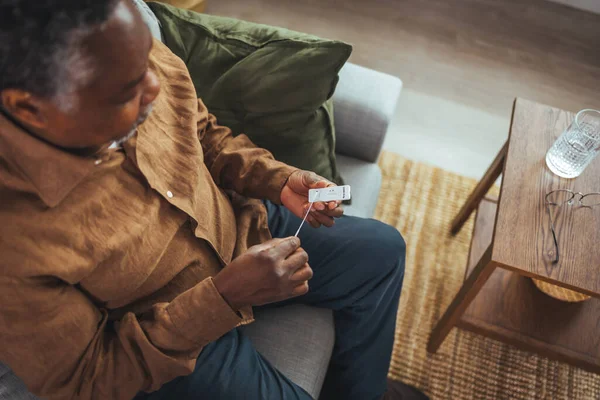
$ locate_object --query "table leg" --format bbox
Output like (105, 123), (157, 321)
(450, 142), (508, 235)
(427, 245), (495, 353)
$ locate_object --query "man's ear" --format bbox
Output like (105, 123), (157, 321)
(0, 89), (49, 130)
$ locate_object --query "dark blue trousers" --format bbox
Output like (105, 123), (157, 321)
(137, 202), (405, 400)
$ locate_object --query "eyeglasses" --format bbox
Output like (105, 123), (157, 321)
(545, 189), (600, 263)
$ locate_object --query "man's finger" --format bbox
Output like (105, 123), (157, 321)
(255, 237), (287, 251)
(290, 263), (313, 282)
(304, 201), (324, 212)
(314, 202), (326, 211)
(291, 281), (310, 296)
(284, 248), (309, 271)
(308, 215), (320, 228)
(327, 201), (341, 210)
(311, 211), (335, 227)
(267, 237), (301, 258)
(321, 207), (344, 218)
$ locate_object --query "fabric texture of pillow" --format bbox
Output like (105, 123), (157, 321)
(147, 2), (352, 183)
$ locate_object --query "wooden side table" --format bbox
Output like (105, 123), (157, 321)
(427, 98), (600, 373)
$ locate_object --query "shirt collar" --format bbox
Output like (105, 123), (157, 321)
(0, 110), (97, 207)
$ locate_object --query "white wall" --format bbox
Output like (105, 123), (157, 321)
(548, 0), (600, 14)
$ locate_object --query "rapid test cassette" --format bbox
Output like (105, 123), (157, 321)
(308, 185), (351, 203)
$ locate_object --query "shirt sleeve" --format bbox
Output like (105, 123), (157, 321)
(196, 99), (298, 204)
(0, 272), (241, 400)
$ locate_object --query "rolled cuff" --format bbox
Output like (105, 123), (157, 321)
(263, 163), (299, 205)
(166, 277), (242, 345)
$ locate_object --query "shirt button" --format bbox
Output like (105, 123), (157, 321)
(94, 159), (102, 166)
(167, 191), (174, 198)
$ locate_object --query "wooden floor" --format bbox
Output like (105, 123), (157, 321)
(206, 0), (600, 178)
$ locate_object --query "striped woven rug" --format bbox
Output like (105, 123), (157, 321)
(377, 151), (600, 400)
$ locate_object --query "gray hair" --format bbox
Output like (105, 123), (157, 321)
(0, 0), (120, 104)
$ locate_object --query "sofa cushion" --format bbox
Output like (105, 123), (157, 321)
(148, 2), (352, 184)
(240, 305), (334, 400)
(335, 154), (382, 218)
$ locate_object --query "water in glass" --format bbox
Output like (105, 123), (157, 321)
(546, 109), (600, 178)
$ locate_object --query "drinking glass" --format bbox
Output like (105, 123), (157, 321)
(546, 109), (600, 178)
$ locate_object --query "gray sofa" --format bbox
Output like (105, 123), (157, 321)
(0, 3), (402, 399)
(238, 61), (402, 399)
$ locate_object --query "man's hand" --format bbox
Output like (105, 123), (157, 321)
(281, 170), (344, 228)
(213, 237), (312, 310)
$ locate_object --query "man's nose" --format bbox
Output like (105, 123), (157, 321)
(141, 70), (161, 106)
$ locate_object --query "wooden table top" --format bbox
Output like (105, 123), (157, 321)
(493, 98), (600, 297)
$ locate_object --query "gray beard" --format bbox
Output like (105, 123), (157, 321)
(114, 105), (154, 147)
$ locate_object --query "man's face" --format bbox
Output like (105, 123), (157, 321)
(2, 0), (161, 150)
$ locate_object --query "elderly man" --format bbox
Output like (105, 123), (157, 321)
(0, 1), (426, 399)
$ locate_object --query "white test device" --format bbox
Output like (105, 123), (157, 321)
(308, 185), (352, 203)
(295, 185), (352, 237)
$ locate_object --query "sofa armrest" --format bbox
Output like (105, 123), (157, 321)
(135, 0), (164, 41)
(333, 63), (402, 163)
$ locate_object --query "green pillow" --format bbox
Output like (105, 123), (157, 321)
(147, 2), (352, 184)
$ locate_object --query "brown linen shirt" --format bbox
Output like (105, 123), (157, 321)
(0, 39), (297, 400)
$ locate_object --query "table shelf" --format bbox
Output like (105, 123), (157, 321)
(457, 198), (600, 373)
